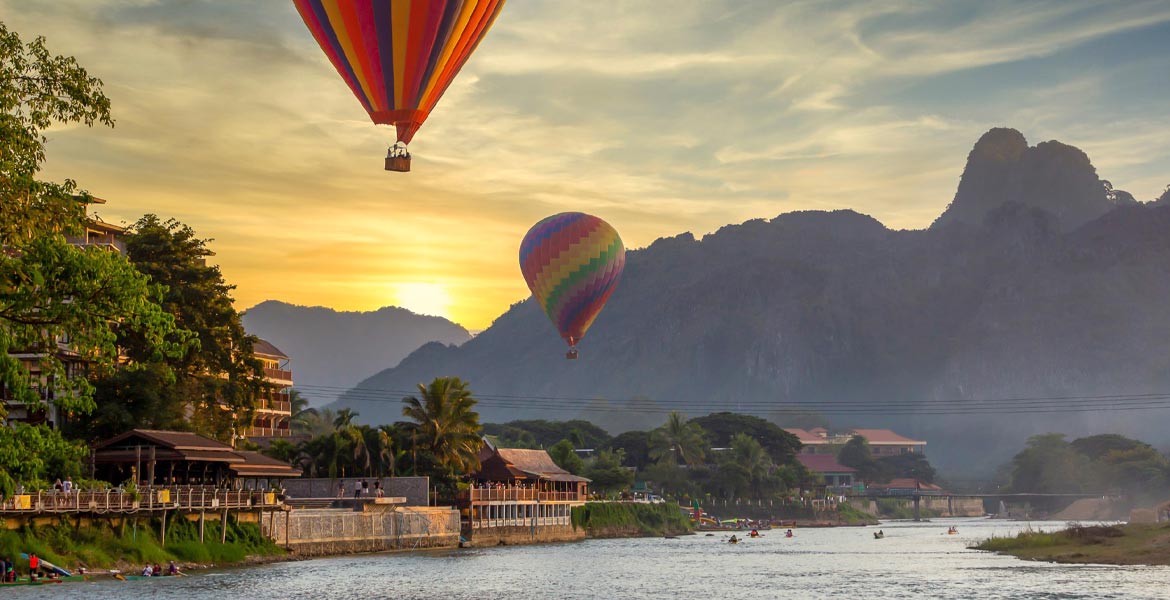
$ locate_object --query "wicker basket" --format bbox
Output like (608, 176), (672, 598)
(385, 155), (411, 172)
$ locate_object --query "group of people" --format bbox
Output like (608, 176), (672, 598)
(0, 556), (20, 582)
(141, 561), (180, 577)
(336, 479), (385, 499)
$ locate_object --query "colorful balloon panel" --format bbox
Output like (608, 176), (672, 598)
(293, 0), (506, 144)
(519, 213), (626, 347)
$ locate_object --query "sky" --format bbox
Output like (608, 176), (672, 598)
(5, 0), (1170, 330)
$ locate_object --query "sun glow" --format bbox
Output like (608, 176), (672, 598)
(393, 282), (453, 319)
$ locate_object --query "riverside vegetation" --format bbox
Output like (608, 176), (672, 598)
(975, 523), (1170, 566)
(0, 517), (282, 571)
(571, 503), (693, 538)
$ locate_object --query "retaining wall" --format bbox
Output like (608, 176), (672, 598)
(465, 524), (585, 547)
(282, 477), (429, 507)
(263, 505), (459, 556)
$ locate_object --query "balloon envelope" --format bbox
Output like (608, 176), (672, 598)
(294, 0), (506, 144)
(519, 213), (626, 348)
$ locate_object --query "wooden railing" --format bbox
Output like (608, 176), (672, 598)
(0, 487), (281, 514)
(263, 367), (293, 381)
(466, 488), (584, 503)
(248, 426), (292, 438)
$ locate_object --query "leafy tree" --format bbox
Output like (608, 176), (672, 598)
(1009, 433), (1092, 495)
(481, 419), (610, 449)
(547, 439), (584, 475)
(0, 423), (88, 495)
(1, 23), (182, 420)
(401, 377), (483, 480)
(584, 449), (634, 495)
(875, 452), (936, 484)
(689, 412), (801, 464)
(838, 435), (881, 483)
(649, 411), (707, 466)
(604, 430), (652, 471)
(1071, 434), (1147, 461)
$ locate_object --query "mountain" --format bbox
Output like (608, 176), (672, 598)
(242, 300), (471, 406)
(333, 128), (1170, 471)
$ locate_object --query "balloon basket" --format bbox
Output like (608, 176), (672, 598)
(385, 155), (411, 172)
(565, 348), (578, 360)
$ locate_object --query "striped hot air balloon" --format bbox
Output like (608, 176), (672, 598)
(519, 213), (626, 359)
(293, 0), (506, 171)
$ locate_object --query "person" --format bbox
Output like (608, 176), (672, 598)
(337, 482), (345, 498)
(361, 479), (369, 497)
(29, 553), (39, 578)
(53, 479), (63, 493)
(0, 558), (6, 583)
(168, 560), (178, 576)
(142, 564), (153, 577)
(63, 477), (73, 493)
(786, 529), (794, 538)
(374, 481), (384, 498)
(353, 480), (362, 499)
(728, 535), (738, 543)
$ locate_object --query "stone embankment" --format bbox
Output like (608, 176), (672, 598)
(263, 500), (460, 556)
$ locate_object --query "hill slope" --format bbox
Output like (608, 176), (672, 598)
(333, 129), (1170, 469)
(242, 300), (471, 406)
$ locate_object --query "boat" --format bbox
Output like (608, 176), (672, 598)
(20, 553), (72, 577)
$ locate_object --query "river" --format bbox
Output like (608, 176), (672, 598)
(6, 518), (1167, 599)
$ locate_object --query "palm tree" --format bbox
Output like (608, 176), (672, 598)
(401, 377), (482, 476)
(375, 426), (397, 477)
(649, 411), (707, 466)
(333, 408), (359, 430)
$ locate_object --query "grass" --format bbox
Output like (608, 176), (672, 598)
(572, 502), (693, 537)
(0, 515), (282, 571)
(835, 502), (880, 525)
(973, 523), (1170, 565)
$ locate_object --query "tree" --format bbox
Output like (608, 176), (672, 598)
(401, 377), (483, 479)
(838, 435), (881, 483)
(1009, 433), (1091, 495)
(1, 23), (182, 420)
(0, 423), (88, 495)
(548, 439), (584, 475)
(114, 214), (263, 440)
(689, 412), (801, 464)
(875, 453), (936, 484)
(584, 449), (634, 495)
(649, 411), (707, 466)
(605, 430), (652, 471)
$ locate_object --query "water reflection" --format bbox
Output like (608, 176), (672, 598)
(6, 519), (1166, 600)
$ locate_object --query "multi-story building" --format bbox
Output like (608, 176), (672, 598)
(785, 427), (927, 456)
(246, 339), (294, 442)
(2, 197), (124, 427)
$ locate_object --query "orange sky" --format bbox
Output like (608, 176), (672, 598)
(8, 1), (1170, 329)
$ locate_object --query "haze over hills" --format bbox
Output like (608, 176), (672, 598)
(242, 300), (471, 406)
(330, 128), (1170, 471)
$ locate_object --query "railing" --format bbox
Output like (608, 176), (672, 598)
(539, 491), (582, 502)
(0, 486), (281, 514)
(468, 488), (538, 502)
(248, 427), (292, 438)
(256, 399), (292, 413)
(263, 367), (293, 382)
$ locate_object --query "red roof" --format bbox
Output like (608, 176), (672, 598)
(784, 428), (822, 443)
(849, 429), (925, 445)
(797, 454), (856, 474)
(253, 338), (288, 359)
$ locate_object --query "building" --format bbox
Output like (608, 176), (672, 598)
(797, 454), (856, 490)
(2, 198), (125, 427)
(785, 428), (927, 456)
(460, 438), (590, 546)
(92, 428), (300, 487)
(246, 339), (294, 442)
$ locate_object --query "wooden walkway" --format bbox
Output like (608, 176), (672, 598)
(0, 487), (281, 515)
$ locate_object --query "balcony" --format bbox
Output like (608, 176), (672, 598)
(466, 488), (586, 503)
(263, 367), (293, 382)
(248, 427), (292, 438)
(256, 399), (292, 413)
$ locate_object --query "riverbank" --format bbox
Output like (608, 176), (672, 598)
(974, 523), (1170, 565)
(572, 503), (693, 538)
(0, 516), (284, 574)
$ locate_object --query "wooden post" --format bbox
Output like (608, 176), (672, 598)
(222, 509), (229, 543)
(160, 509), (167, 548)
(199, 511), (205, 543)
(913, 494), (921, 522)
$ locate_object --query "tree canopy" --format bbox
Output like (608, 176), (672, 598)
(689, 412), (801, 464)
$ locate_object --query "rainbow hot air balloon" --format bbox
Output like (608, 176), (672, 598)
(293, 0), (507, 172)
(519, 213), (626, 359)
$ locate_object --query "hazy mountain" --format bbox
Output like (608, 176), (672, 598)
(242, 300), (471, 406)
(333, 128), (1170, 471)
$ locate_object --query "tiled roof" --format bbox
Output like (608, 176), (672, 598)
(95, 429), (235, 452)
(797, 454), (856, 474)
(495, 448), (591, 483)
(253, 338), (288, 359)
(784, 428), (822, 443)
(849, 429), (926, 445)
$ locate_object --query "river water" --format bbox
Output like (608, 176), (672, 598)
(7, 518), (1168, 599)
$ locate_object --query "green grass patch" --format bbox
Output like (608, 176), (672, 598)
(572, 502), (693, 536)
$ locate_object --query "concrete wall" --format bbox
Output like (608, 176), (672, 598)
(465, 524), (584, 547)
(264, 505), (458, 556)
(282, 477), (429, 507)
(848, 496), (985, 518)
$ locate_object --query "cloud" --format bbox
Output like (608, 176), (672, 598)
(6, 0), (1170, 328)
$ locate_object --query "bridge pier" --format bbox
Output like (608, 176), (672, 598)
(913, 495), (921, 522)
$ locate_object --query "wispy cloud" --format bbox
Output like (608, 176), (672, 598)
(6, 0), (1170, 328)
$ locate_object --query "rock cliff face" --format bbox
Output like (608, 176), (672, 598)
(331, 129), (1170, 469)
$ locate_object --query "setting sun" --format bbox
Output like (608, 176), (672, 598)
(393, 282), (453, 319)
